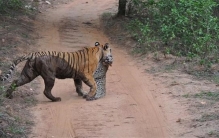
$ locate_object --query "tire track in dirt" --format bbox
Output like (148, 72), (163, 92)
(30, 0), (172, 137)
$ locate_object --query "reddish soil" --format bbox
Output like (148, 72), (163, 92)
(28, 0), (219, 138)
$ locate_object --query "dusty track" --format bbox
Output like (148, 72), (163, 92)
(30, 0), (171, 137)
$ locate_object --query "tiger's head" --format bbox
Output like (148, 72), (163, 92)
(95, 42), (113, 66)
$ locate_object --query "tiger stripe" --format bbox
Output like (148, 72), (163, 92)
(0, 45), (106, 82)
(1, 42), (113, 101)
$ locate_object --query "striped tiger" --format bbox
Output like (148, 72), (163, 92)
(0, 42), (113, 101)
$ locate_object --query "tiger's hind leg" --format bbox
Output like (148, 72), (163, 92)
(6, 62), (39, 99)
(74, 79), (87, 96)
(41, 70), (61, 102)
(42, 77), (61, 102)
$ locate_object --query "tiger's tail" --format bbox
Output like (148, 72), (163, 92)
(0, 53), (34, 81)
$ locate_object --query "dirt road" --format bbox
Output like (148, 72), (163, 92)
(30, 0), (171, 137)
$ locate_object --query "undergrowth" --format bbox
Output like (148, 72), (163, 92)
(0, 0), (38, 16)
(127, 0), (219, 70)
(0, 0), (38, 137)
(102, 0), (219, 70)
(183, 91), (219, 101)
(101, 0), (219, 84)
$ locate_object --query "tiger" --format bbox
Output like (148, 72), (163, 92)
(76, 42), (111, 99)
(0, 42), (113, 101)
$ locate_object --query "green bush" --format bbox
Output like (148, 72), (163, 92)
(128, 0), (219, 63)
(0, 0), (23, 13)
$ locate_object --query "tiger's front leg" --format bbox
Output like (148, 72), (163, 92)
(82, 74), (97, 101)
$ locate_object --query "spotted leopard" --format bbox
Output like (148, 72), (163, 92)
(93, 59), (109, 99)
(79, 42), (112, 100)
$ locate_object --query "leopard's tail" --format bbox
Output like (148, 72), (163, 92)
(0, 53), (35, 81)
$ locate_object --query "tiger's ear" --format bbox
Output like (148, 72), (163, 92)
(95, 42), (100, 46)
(103, 43), (109, 50)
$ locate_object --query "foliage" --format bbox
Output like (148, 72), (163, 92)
(0, 0), (24, 14)
(128, 0), (219, 67)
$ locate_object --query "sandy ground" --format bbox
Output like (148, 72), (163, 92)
(29, 0), (177, 137)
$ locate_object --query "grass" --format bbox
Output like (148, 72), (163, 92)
(146, 63), (178, 74)
(0, 113), (26, 137)
(183, 91), (219, 102)
(14, 116), (22, 123)
(182, 93), (190, 98)
(0, 95), (4, 105)
(101, 12), (115, 28)
(8, 125), (25, 135)
(0, 112), (4, 117)
(186, 68), (219, 84)
(196, 113), (219, 122)
(208, 130), (219, 138)
(193, 91), (219, 101)
(163, 64), (177, 72)
(0, 86), (6, 105)
(213, 76), (219, 84)
(0, 86), (6, 92)
(24, 97), (37, 106)
(25, 120), (34, 125)
(21, 32), (29, 38)
(102, 12), (113, 19)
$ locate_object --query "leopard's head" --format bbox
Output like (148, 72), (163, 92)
(95, 42), (113, 66)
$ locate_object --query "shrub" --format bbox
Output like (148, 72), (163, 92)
(128, 0), (219, 63)
(0, 0), (23, 13)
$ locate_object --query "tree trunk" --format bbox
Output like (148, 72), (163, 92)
(117, 0), (127, 16)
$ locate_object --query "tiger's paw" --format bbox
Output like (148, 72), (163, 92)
(86, 96), (97, 101)
(82, 94), (88, 99)
(83, 93), (96, 100)
(52, 97), (61, 102)
(78, 93), (83, 96)
(77, 90), (87, 97)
